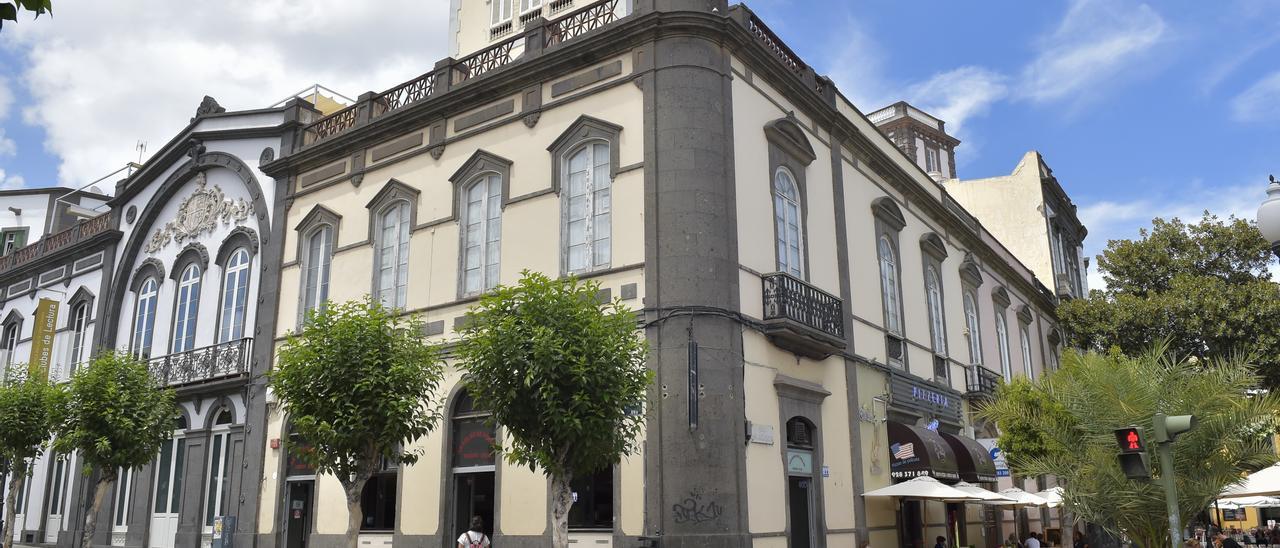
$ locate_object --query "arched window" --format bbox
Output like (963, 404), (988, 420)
(302, 226), (333, 317)
(1020, 326), (1034, 380)
(996, 312), (1012, 382)
(2, 317), (20, 363)
(376, 202), (410, 309)
(450, 389), (495, 539)
(774, 168), (804, 277)
(925, 266), (946, 355)
(563, 142), (611, 274)
(204, 408), (234, 528)
(462, 174), (502, 295)
(878, 236), (902, 336)
(963, 292), (983, 365)
(172, 264), (202, 353)
(69, 302), (89, 373)
(132, 278), (159, 359)
(219, 248), (251, 342)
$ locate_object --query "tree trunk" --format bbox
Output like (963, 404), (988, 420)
(550, 471), (574, 548)
(342, 479), (368, 548)
(81, 474), (113, 548)
(2, 462), (26, 548)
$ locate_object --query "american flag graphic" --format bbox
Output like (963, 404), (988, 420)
(892, 442), (915, 460)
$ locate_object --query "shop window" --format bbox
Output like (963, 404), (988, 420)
(568, 468), (613, 530)
(360, 455), (397, 531)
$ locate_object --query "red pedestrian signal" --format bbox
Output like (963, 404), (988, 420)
(1114, 426), (1145, 454)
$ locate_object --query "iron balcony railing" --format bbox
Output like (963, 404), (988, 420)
(0, 212), (114, 275)
(148, 338), (252, 387)
(965, 364), (1001, 399)
(299, 0), (625, 148)
(761, 272), (844, 341)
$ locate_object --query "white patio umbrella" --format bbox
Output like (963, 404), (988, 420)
(1215, 500), (1243, 510)
(994, 487), (1050, 507)
(1223, 464), (1280, 497)
(951, 481), (1017, 503)
(862, 476), (979, 500)
(1034, 486), (1064, 508)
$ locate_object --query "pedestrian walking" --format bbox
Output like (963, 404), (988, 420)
(457, 516), (491, 548)
(1025, 531), (1042, 548)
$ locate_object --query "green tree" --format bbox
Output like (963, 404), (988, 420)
(52, 350), (176, 548)
(456, 272), (651, 548)
(980, 347), (1280, 547)
(0, 0), (51, 30)
(1059, 213), (1280, 388)
(270, 298), (445, 548)
(0, 365), (60, 548)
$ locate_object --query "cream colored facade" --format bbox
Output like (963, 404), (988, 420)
(944, 151), (1088, 301)
(253, 1), (1075, 547)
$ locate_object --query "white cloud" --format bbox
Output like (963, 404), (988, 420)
(1077, 178), (1271, 289)
(0, 76), (12, 120)
(0, 168), (24, 190)
(0, 0), (450, 186)
(1230, 71), (1280, 123)
(1019, 0), (1166, 105)
(905, 66), (1008, 137)
(821, 16), (895, 111)
(0, 128), (14, 157)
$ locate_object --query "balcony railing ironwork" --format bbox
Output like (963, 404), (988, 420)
(373, 72), (438, 120)
(762, 272), (844, 341)
(453, 34), (522, 84)
(0, 212), (114, 275)
(545, 0), (618, 48)
(148, 338), (252, 387)
(295, 0), (628, 149)
(301, 104), (359, 146)
(965, 364), (1001, 399)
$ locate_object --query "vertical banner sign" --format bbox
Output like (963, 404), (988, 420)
(28, 298), (59, 380)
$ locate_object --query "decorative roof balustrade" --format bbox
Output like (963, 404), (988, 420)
(0, 212), (115, 276)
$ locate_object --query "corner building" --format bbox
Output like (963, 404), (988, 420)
(256, 1), (1068, 547)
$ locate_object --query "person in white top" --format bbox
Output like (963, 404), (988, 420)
(1024, 532), (1042, 548)
(457, 516), (491, 548)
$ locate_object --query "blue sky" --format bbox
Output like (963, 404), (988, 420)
(1, 0), (1278, 288)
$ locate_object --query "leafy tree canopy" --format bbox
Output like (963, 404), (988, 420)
(0, 366), (60, 548)
(0, 0), (51, 30)
(980, 347), (1280, 547)
(52, 350), (176, 477)
(52, 350), (177, 548)
(270, 297), (446, 548)
(1059, 213), (1280, 388)
(456, 271), (651, 548)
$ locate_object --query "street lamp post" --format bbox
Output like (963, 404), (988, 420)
(1257, 175), (1280, 259)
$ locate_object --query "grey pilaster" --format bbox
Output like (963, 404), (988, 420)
(641, 4), (747, 546)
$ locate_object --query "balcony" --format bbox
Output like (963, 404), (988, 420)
(0, 212), (114, 276)
(1055, 272), (1078, 300)
(965, 364), (1001, 400)
(148, 338), (252, 388)
(761, 272), (846, 359)
(299, 0), (626, 148)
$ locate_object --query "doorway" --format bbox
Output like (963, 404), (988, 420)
(453, 472), (495, 539)
(946, 502), (967, 547)
(900, 500), (924, 548)
(43, 455), (70, 543)
(788, 476), (815, 548)
(149, 435), (186, 548)
(284, 481), (313, 548)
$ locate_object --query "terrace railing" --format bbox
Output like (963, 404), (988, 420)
(148, 338), (252, 388)
(0, 212), (114, 276)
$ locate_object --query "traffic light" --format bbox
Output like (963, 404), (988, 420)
(1153, 413), (1196, 443)
(1114, 426), (1150, 479)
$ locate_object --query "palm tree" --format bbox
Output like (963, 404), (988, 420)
(980, 347), (1280, 547)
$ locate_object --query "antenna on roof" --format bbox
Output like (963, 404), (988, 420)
(135, 141), (147, 165)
